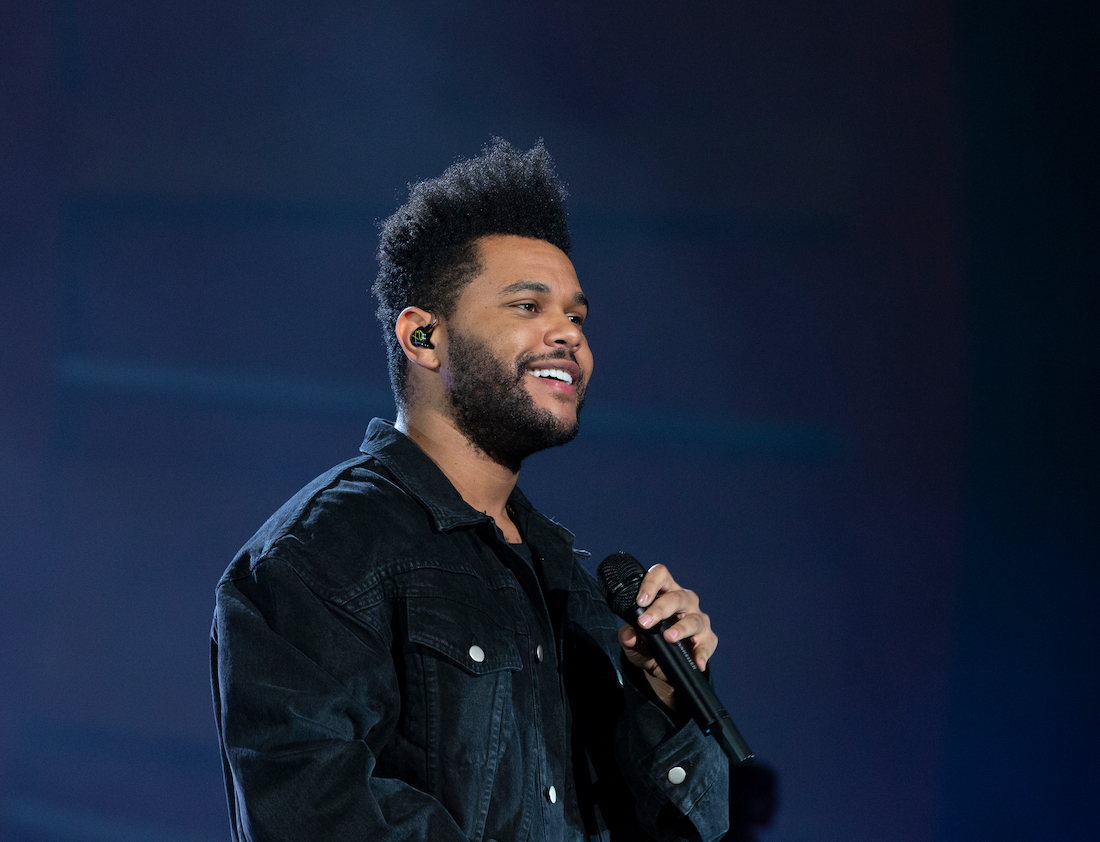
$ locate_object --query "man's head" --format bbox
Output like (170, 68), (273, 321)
(373, 139), (571, 408)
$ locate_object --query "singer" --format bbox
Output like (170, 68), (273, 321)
(211, 140), (731, 841)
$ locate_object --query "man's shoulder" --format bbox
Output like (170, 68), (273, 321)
(218, 452), (433, 602)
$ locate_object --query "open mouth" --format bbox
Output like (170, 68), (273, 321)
(527, 368), (574, 386)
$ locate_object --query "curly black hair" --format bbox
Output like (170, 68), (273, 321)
(372, 139), (571, 407)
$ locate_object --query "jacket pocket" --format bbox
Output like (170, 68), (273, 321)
(406, 595), (523, 676)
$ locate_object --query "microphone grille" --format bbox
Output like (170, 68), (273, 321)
(596, 551), (646, 617)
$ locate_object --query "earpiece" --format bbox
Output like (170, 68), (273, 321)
(410, 314), (438, 349)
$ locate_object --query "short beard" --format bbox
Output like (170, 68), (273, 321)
(445, 330), (584, 473)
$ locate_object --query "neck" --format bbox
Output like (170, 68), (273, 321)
(395, 407), (519, 526)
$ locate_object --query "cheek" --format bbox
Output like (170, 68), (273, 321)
(579, 342), (594, 381)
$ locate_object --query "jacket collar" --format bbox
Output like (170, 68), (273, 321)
(360, 418), (486, 531)
(359, 419), (579, 565)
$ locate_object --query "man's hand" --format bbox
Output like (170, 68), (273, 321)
(617, 563), (718, 710)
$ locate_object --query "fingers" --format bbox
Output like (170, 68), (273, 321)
(619, 623), (678, 707)
(618, 624), (669, 682)
(619, 623), (638, 649)
(629, 564), (718, 671)
(634, 564), (706, 640)
(633, 562), (674, 611)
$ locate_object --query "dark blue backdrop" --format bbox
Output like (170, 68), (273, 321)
(1, 2), (1095, 841)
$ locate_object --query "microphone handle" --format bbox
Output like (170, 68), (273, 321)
(631, 607), (754, 763)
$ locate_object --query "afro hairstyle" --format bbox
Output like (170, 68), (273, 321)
(372, 138), (571, 406)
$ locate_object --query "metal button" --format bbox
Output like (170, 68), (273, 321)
(667, 766), (687, 785)
(468, 645), (485, 663)
(535, 644), (544, 662)
(547, 785), (557, 803)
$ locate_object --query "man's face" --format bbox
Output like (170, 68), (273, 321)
(440, 234), (593, 471)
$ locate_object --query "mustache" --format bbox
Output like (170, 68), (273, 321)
(519, 349), (573, 361)
(515, 349), (576, 369)
(513, 350), (584, 389)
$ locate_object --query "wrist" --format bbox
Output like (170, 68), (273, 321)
(642, 667), (678, 711)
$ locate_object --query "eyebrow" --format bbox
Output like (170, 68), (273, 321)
(499, 280), (589, 309)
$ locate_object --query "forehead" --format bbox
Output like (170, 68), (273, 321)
(460, 234), (584, 302)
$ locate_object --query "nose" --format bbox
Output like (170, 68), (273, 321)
(545, 310), (584, 350)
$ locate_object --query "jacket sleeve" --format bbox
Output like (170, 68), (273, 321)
(211, 556), (482, 842)
(615, 661), (731, 842)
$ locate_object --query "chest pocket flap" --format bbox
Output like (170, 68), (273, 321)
(406, 596), (524, 676)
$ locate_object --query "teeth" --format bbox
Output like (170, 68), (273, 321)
(529, 368), (573, 385)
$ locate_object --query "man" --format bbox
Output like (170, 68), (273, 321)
(211, 140), (730, 841)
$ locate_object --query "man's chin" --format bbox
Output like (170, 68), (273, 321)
(536, 397), (582, 433)
(546, 413), (581, 447)
(529, 388), (584, 426)
(516, 408), (582, 456)
(545, 408), (579, 433)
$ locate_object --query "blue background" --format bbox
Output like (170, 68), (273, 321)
(1, 1), (1095, 840)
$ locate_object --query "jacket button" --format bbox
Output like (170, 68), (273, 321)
(535, 644), (544, 662)
(667, 766), (687, 785)
(546, 785), (557, 803)
(468, 645), (485, 663)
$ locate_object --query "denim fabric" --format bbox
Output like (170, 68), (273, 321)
(212, 419), (729, 841)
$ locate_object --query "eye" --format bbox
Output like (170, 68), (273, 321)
(514, 301), (537, 312)
(568, 313), (585, 326)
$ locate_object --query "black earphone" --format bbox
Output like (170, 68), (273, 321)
(410, 314), (438, 349)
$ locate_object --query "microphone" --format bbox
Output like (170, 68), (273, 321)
(596, 551), (754, 763)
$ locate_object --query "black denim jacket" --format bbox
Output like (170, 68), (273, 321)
(212, 420), (729, 841)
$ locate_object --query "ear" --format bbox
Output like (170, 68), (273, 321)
(395, 307), (443, 371)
